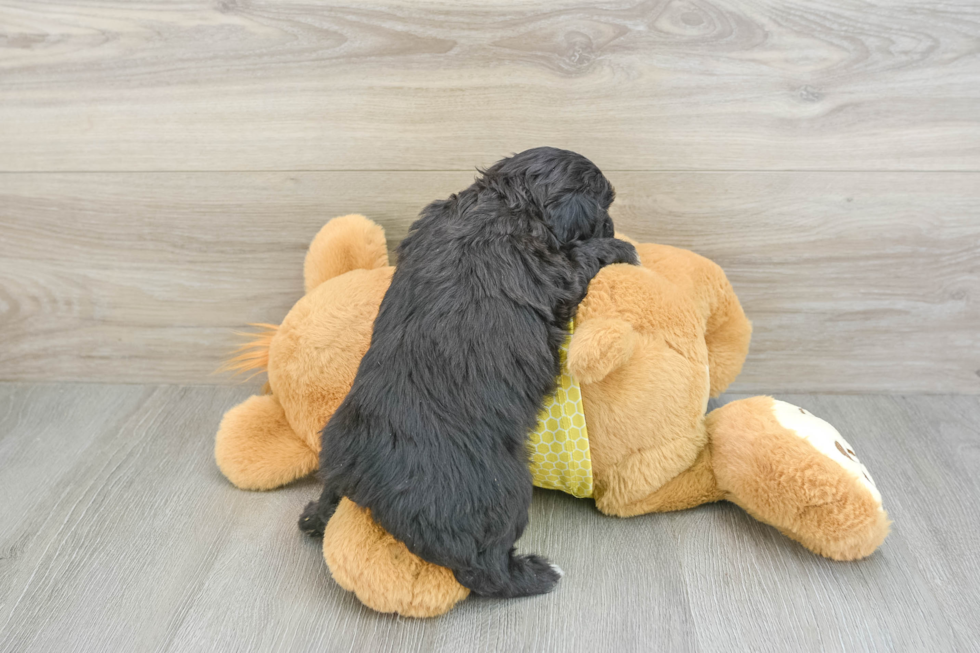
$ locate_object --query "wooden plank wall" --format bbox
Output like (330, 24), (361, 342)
(1, 0), (978, 393)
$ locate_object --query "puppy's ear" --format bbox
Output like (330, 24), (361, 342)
(545, 192), (604, 243)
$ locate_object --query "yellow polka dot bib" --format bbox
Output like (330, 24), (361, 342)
(528, 330), (593, 498)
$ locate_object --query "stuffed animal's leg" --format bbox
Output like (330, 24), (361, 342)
(706, 396), (890, 561)
(322, 498), (469, 618)
(597, 447), (725, 517)
(215, 394), (318, 490)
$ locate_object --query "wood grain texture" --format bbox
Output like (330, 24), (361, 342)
(1, 171), (978, 393)
(0, 384), (978, 652)
(1, 0), (979, 172)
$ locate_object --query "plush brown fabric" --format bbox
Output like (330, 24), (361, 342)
(323, 499), (470, 617)
(215, 393), (318, 491)
(303, 213), (389, 293)
(708, 397), (891, 561)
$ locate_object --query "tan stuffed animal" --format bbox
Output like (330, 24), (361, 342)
(216, 215), (890, 618)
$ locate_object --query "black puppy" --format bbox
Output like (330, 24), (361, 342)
(300, 147), (637, 598)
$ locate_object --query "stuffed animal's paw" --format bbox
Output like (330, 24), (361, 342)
(708, 396), (890, 561)
(770, 400), (882, 509)
(323, 499), (469, 617)
(215, 394), (318, 490)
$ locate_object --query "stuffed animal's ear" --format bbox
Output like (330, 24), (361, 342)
(304, 214), (389, 293)
(567, 318), (636, 384)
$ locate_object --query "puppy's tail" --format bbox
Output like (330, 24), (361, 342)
(454, 551), (563, 599)
(304, 214), (390, 293)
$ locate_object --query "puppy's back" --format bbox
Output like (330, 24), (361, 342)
(322, 191), (565, 594)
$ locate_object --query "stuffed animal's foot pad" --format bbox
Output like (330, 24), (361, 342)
(298, 500), (327, 537)
(770, 400), (882, 509)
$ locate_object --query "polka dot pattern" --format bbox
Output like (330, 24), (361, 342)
(528, 332), (593, 498)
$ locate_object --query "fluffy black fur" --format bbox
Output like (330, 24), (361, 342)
(300, 147), (637, 598)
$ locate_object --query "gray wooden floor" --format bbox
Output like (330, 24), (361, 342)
(0, 384), (977, 652)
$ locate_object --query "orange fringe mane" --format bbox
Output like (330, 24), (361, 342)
(217, 323), (279, 381)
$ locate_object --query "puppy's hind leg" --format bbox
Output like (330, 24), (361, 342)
(298, 482), (342, 537)
(454, 548), (563, 599)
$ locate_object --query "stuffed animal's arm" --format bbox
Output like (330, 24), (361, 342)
(566, 318), (636, 384)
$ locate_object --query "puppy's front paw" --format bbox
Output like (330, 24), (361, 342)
(619, 239), (640, 265)
(602, 238), (639, 266)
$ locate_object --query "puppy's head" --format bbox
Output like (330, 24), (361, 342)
(479, 147), (615, 244)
